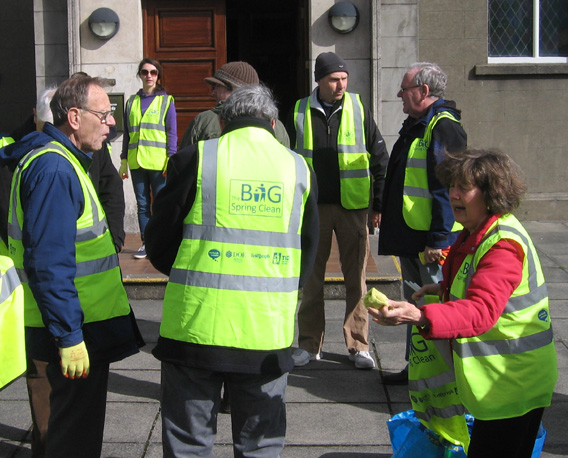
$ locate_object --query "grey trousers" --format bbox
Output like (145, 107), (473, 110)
(160, 362), (288, 458)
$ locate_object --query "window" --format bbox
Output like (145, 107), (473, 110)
(488, 0), (568, 63)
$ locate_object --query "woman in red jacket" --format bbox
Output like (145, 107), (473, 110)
(369, 149), (557, 458)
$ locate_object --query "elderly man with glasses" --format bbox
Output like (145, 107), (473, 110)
(378, 62), (467, 385)
(0, 76), (143, 458)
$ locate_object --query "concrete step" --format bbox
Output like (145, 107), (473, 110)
(120, 234), (403, 301)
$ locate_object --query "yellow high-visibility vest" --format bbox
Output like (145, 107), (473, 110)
(450, 214), (557, 420)
(126, 94), (173, 170)
(161, 126), (310, 350)
(0, 255), (25, 389)
(293, 91), (370, 209)
(8, 142), (131, 327)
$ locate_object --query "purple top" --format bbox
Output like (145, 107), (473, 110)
(121, 89), (177, 160)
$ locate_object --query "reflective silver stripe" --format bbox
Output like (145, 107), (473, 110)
(340, 168), (370, 179)
(505, 283), (548, 313)
(169, 268), (300, 293)
(201, 139), (219, 227)
(453, 326), (553, 358)
(125, 95), (137, 133)
(407, 157), (427, 169)
(8, 143), (107, 244)
(75, 253), (119, 278)
(409, 369), (456, 392)
(337, 93), (366, 155)
(45, 143), (107, 242)
(294, 97), (311, 159)
(158, 94), (171, 124)
(15, 268), (27, 283)
(415, 403), (466, 421)
(404, 186), (433, 199)
(0, 265), (20, 303)
(131, 139), (167, 149)
(466, 224), (548, 314)
(183, 223), (301, 249)
(140, 122), (166, 131)
(290, 150), (308, 234)
(129, 125), (140, 133)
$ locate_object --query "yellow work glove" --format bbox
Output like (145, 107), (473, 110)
(363, 288), (389, 309)
(60, 341), (90, 379)
(119, 159), (128, 179)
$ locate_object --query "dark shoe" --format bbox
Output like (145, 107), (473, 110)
(219, 390), (231, 414)
(219, 397), (231, 414)
(381, 369), (408, 385)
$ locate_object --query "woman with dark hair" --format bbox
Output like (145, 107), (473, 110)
(120, 57), (177, 258)
(370, 149), (557, 458)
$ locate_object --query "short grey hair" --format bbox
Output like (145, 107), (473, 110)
(36, 86), (58, 123)
(219, 84), (278, 124)
(409, 62), (447, 98)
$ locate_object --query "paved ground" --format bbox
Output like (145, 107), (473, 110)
(0, 222), (567, 457)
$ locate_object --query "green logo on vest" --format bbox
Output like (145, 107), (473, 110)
(230, 180), (284, 217)
(208, 249), (221, 261)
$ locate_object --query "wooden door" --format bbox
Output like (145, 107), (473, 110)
(143, 0), (226, 145)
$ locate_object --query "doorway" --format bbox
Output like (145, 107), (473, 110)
(226, 0), (308, 120)
(143, 0), (307, 136)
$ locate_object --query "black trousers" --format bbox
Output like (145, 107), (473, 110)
(41, 361), (110, 458)
(468, 407), (545, 458)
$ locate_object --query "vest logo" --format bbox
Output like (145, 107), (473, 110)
(538, 309), (549, 322)
(272, 252), (290, 265)
(226, 250), (245, 263)
(230, 180), (284, 217)
(208, 249), (221, 261)
(409, 329), (437, 366)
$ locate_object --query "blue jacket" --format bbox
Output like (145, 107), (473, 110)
(0, 124), (143, 364)
(379, 99), (467, 256)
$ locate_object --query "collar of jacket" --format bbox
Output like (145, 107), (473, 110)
(220, 117), (276, 138)
(399, 98), (460, 135)
(43, 122), (93, 172)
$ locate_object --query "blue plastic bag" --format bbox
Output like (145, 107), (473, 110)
(387, 410), (547, 458)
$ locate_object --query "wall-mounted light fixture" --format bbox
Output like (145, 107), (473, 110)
(328, 2), (360, 34)
(88, 8), (120, 40)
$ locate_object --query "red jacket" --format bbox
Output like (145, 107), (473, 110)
(420, 214), (525, 339)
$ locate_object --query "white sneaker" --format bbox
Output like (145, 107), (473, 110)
(349, 350), (375, 369)
(133, 245), (147, 259)
(292, 348), (322, 367)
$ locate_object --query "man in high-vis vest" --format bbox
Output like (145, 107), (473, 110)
(145, 84), (318, 457)
(378, 62), (467, 385)
(285, 52), (389, 369)
(0, 76), (142, 458)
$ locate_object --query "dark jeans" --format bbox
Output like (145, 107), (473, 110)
(130, 167), (166, 242)
(468, 407), (545, 458)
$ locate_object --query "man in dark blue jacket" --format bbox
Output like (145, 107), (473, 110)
(0, 76), (142, 458)
(378, 62), (467, 384)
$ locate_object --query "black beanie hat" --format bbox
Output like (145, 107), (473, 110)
(314, 52), (349, 81)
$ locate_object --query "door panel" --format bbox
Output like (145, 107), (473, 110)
(144, 0), (226, 145)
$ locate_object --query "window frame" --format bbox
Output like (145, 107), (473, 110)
(488, 0), (568, 64)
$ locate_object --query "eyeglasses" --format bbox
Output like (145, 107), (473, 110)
(140, 69), (158, 77)
(399, 85), (422, 93)
(81, 107), (115, 124)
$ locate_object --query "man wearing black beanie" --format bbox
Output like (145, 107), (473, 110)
(286, 52), (389, 369)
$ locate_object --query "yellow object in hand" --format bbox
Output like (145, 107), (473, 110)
(363, 288), (389, 309)
(60, 341), (90, 379)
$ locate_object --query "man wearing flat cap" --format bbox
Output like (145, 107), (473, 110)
(179, 61), (289, 148)
(286, 51), (389, 369)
